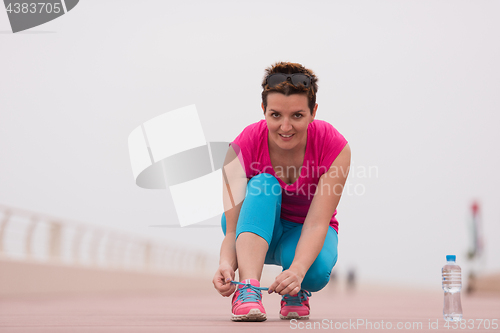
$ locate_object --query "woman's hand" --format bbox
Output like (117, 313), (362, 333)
(268, 267), (304, 296)
(212, 263), (236, 297)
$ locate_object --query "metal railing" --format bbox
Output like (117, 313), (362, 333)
(0, 204), (213, 276)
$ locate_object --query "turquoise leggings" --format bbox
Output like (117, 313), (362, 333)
(221, 173), (338, 292)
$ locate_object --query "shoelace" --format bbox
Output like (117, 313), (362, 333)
(281, 290), (312, 306)
(231, 281), (269, 303)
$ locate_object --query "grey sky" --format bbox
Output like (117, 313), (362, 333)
(1, 0), (499, 287)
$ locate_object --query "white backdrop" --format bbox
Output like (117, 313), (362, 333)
(1, 0), (499, 288)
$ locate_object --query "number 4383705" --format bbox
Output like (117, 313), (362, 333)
(444, 319), (498, 329)
(6, 3), (62, 14)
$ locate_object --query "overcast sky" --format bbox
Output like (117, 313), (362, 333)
(1, 0), (499, 288)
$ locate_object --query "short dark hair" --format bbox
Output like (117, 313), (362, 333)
(261, 62), (318, 115)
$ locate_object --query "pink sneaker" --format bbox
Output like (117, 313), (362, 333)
(279, 290), (312, 320)
(231, 279), (268, 321)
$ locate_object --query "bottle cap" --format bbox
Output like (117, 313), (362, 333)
(446, 255), (456, 262)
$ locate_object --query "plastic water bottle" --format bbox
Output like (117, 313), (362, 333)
(442, 255), (463, 322)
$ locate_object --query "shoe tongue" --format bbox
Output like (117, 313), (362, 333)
(239, 279), (260, 288)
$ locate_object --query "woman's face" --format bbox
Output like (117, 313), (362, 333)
(262, 92), (317, 154)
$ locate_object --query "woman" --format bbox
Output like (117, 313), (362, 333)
(213, 62), (351, 321)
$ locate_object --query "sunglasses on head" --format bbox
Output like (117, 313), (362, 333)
(266, 73), (311, 88)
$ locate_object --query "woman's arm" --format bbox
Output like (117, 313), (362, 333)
(213, 145), (247, 296)
(219, 145), (247, 269)
(269, 143), (351, 295)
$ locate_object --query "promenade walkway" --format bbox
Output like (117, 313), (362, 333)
(1, 279), (499, 333)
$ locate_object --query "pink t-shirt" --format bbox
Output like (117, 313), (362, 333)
(230, 119), (348, 233)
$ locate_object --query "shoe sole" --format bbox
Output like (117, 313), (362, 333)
(280, 312), (309, 320)
(232, 308), (267, 322)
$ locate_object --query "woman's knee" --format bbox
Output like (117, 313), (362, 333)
(221, 213), (226, 236)
(301, 235), (338, 292)
(302, 273), (330, 293)
(302, 254), (338, 292)
(246, 173), (281, 198)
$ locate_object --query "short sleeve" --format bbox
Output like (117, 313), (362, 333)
(319, 122), (348, 172)
(229, 121), (264, 178)
(229, 135), (250, 179)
